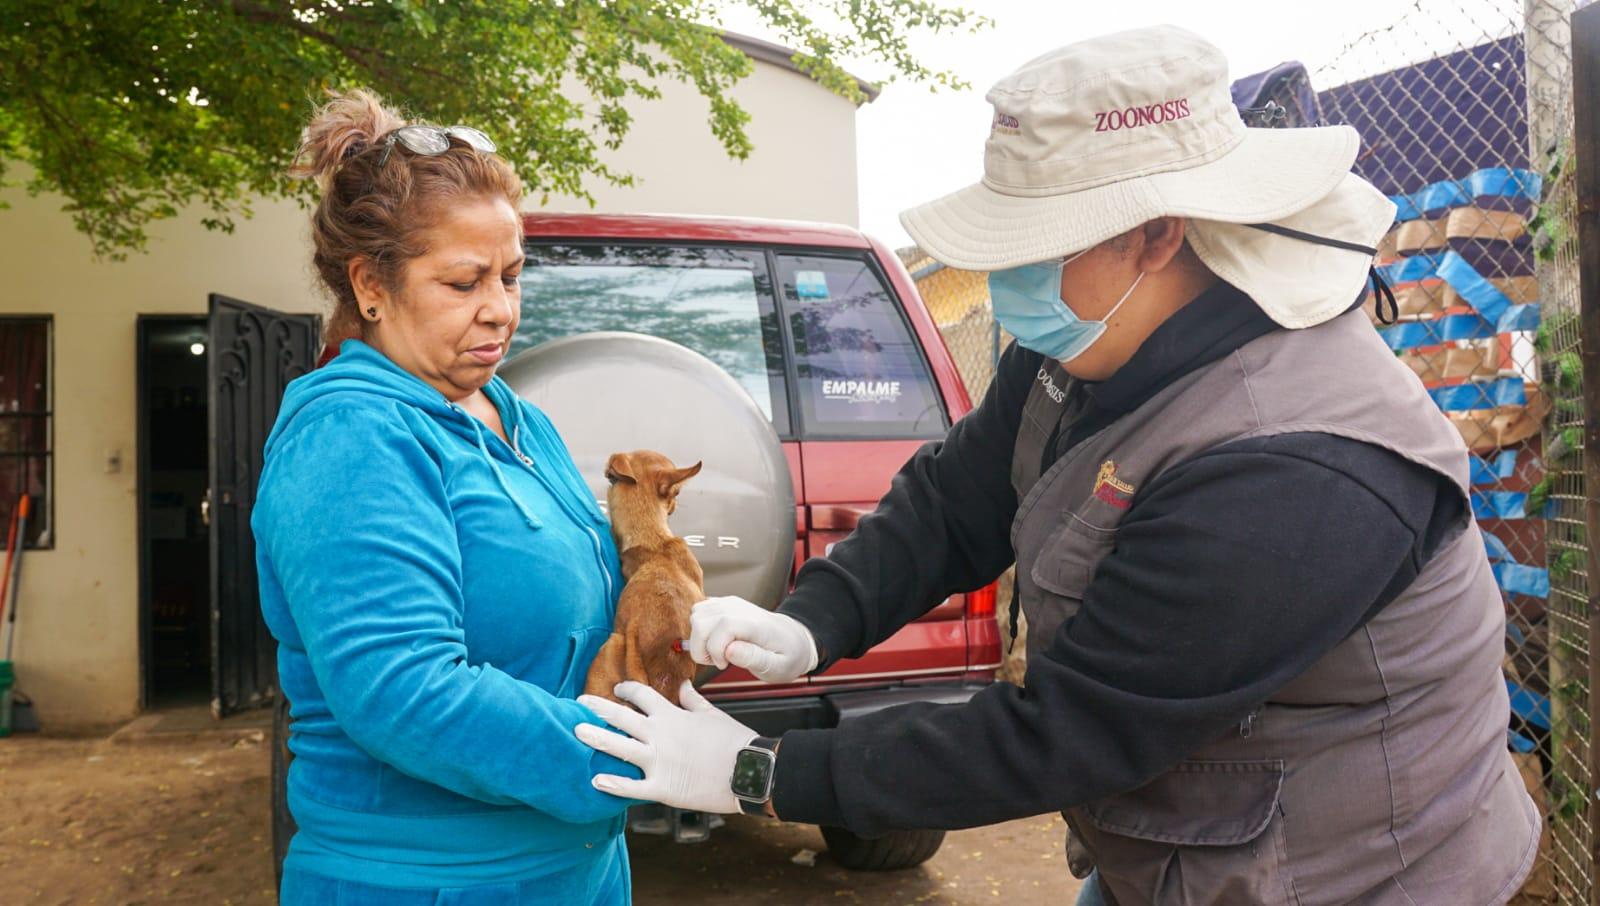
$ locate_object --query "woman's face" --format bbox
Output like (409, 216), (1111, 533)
(351, 195), (524, 401)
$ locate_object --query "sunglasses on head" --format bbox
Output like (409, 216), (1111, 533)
(377, 124), (497, 167)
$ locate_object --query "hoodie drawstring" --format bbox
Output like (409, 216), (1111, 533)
(455, 398), (615, 603)
(464, 412), (544, 531)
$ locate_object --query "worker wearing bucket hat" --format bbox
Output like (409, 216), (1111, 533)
(576, 25), (1539, 904)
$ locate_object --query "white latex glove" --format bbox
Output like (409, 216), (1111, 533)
(575, 681), (757, 814)
(689, 595), (819, 683)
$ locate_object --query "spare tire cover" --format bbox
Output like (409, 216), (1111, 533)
(498, 332), (795, 608)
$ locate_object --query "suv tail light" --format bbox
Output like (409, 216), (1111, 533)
(964, 583), (997, 619)
(963, 581), (1003, 677)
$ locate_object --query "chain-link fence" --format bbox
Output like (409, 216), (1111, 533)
(1319, 1), (1582, 901)
(912, 1), (1588, 899)
(1537, 142), (1589, 906)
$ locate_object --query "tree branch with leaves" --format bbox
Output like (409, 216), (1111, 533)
(0, 0), (986, 258)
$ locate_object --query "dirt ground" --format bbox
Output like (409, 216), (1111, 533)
(1, 731), (1082, 905)
(0, 733), (277, 905)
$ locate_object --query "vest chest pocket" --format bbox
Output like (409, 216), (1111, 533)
(1029, 518), (1115, 599)
(1074, 759), (1299, 906)
(1017, 520), (1115, 658)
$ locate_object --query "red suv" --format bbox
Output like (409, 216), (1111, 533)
(516, 213), (1001, 868)
(271, 213), (1000, 877)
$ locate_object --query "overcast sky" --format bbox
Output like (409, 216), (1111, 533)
(716, 0), (1524, 248)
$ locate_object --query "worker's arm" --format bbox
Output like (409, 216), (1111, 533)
(778, 342), (1040, 668)
(770, 434), (1466, 834)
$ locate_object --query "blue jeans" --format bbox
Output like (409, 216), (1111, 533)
(1076, 870), (1107, 906)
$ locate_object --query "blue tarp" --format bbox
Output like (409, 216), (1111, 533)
(1389, 167), (1542, 221)
(1473, 490), (1557, 521)
(1428, 377), (1526, 411)
(1471, 451), (1520, 486)
(1377, 303), (1539, 350)
(1374, 251), (1521, 324)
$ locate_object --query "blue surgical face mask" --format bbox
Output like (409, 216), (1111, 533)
(987, 248), (1145, 363)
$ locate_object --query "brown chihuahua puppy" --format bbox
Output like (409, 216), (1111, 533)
(584, 450), (705, 706)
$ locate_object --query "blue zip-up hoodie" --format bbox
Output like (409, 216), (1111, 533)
(253, 339), (640, 895)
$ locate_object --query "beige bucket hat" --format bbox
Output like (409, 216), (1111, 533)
(901, 25), (1363, 274)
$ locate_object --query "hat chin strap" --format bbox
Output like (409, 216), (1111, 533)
(1242, 221), (1376, 256)
(1241, 222), (1397, 325)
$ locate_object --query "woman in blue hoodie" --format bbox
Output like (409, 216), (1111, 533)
(252, 90), (639, 905)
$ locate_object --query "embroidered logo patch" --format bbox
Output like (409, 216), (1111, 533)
(1092, 460), (1135, 509)
(992, 112), (1022, 136)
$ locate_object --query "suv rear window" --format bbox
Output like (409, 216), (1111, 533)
(515, 244), (789, 433)
(776, 254), (947, 439)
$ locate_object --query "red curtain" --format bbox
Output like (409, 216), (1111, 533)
(0, 318), (48, 415)
(0, 319), (49, 547)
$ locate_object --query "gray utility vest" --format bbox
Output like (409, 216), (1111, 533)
(1011, 310), (1538, 905)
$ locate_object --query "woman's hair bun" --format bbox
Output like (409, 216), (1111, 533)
(289, 89), (408, 189)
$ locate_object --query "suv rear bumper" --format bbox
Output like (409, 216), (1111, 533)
(712, 681), (987, 737)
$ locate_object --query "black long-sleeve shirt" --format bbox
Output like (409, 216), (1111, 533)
(769, 283), (1466, 835)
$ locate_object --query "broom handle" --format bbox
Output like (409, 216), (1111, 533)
(0, 499), (19, 633)
(3, 495), (29, 662)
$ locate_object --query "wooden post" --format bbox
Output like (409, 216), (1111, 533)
(1527, 0), (1575, 169)
(1571, 5), (1600, 902)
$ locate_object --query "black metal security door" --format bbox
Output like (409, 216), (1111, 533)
(208, 294), (319, 717)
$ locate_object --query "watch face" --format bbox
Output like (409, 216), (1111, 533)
(731, 748), (775, 800)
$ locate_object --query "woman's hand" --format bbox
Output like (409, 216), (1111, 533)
(576, 681), (758, 814)
(689, 596), (819, 683)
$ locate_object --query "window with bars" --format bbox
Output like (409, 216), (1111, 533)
(0, 317), (51, 549)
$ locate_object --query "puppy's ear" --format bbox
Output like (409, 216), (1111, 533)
(604, 453), (636, 485)
(657, 460), (703, 498)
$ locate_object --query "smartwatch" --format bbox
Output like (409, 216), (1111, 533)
(730, 735), (780, 816)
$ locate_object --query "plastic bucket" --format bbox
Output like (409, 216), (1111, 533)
(0, 660), (13, 738)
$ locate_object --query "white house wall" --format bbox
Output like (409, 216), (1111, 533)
(540, 59), (861, 224)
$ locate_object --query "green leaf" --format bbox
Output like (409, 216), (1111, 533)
(0, 0), (986, 258)
(1555, 352), (1583, 394)
(1558, 786), (1587, 822)
(1527, 477), (1552, 517)
(1553, 397), (1585, 423)
(1563, 425), (1584, 454)
(1550, 548), (1582, 583)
